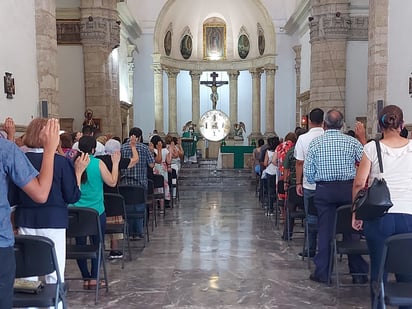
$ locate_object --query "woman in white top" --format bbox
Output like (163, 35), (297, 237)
(352, 105), (412, 309)
(150, 135), (171, 210)
(261, 137), (280, 215)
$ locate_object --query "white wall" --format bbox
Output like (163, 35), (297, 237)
(345, 41), (368, 130)
(387, 0), (412, 124)
(275, 32), (297, 138)
(56, 45), (85, 132)
(134, 34), (155, 140)
(0, 0), (39, 125)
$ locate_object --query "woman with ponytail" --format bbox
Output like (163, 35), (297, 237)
(352, 105), (412, 309)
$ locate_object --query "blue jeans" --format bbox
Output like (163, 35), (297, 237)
(303, 188), (317, 252)
(364, 213), (412, 309)
(0, 246), (15, 309)
(126, 203), (146, 236)
(76, 212), (106, 279)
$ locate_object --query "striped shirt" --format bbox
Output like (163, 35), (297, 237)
(304, 129), (363, 184)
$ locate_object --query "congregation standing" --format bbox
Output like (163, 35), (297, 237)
(2, 103), (412, 309)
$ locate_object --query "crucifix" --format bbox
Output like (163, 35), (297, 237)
(200, 72), (228, 110)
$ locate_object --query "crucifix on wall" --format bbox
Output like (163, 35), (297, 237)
(200, 72), (228, 110)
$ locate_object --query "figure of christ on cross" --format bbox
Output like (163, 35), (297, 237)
(200, 72), (228, 110)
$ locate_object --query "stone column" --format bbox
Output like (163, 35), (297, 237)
(80, 0), (121, 136)
(153, 62), (164, 135)
(127, 44), (136, 103)
(228, 70), (239, 136)
(309, 0), (350, 113)
(166, 67), (180, 136)
(35, 0), (58, 118)
(368, 0), (388, 137)
(248, 68), (263, 143)
(264, 64), (276, 136)
(190, 70), (201, 127)
(293, 45), (302, 128)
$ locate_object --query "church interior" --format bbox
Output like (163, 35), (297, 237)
(2, 0), (412, 308)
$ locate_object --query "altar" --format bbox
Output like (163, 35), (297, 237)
(217, 145), (254, 169)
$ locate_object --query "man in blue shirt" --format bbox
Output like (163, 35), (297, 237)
(304, 110), (369, 284)
(0, 118), (60, 309)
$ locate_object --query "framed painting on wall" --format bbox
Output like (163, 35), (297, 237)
(203, 23), (226, 60)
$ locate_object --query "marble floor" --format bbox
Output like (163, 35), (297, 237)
(66, 186), (371, 309)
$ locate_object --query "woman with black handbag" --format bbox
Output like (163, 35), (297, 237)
(352, 105), (412, 309)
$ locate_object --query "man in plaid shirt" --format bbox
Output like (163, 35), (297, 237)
(304, 109), (368, 284)
(120, 127), (155, 238)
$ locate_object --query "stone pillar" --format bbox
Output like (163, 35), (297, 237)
(228, 70), (239, 137)
(190, 70), (201, 128)
(264, 64), (276, 136)
(248, 68), (263, 143)
(293, 45), (302, 128)
(127, 44), (136, 103)
(166, 67), (180, 136)
(309, 0), (350, 113)
(368, 0), (388, 137)
(152, 62), (164, 135)
(80, 0), (121, 136)
(35, 0), (58, 118)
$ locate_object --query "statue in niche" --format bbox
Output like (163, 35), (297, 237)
(83, 108), (97, 130)
(233, 122), (246, 140)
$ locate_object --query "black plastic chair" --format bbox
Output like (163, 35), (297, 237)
(284, 185), (305, 244)
(118, 185), (149, 245)
(104, 193), (132, 268)
(66, 207), (108, 305)
(13, 235), (66, 309)
(328, 204), (369, 288)
(374, 233), (412, 309)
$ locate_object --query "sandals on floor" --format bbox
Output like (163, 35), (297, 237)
(88, 279), (107, 290)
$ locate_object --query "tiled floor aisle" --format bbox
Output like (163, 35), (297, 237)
(66, 187), (370, 308)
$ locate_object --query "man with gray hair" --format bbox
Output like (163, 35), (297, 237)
(96, 137), (138, 258)
(304, 109), (369, 284)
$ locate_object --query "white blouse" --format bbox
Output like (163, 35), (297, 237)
(364, 140), (412, 215)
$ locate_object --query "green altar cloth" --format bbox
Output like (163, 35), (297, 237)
(220, 146), (254, 168)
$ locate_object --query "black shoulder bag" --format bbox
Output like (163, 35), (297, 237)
(352, 139), (393, 221)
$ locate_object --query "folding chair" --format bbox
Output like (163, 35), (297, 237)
(147, 179), (157, 230)
(328, 204), (369, 288)
(170, 168), (179, 207)
(152, 174), (166, 216)
(303, 196), (317, 268)
(13, 235), (66, 309)
(284, 185), (305, 244)
(118, 185), (149, 245)
(104, 193), (132, 268)
(66, 207), (108, 305)
(374, 233), (412, 309)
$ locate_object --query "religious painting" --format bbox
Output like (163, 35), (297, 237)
(258, 33), (265, 56)
(4, 72), (15, 99)
(238, 34), (250, 59)
(180, 35), (192, 60)
(203, 23), (226, 60)
(164, 30), (172, 56)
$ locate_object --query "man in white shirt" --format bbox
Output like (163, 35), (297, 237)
(294, 108), (324, 257)
(72, 125), (105, 156)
